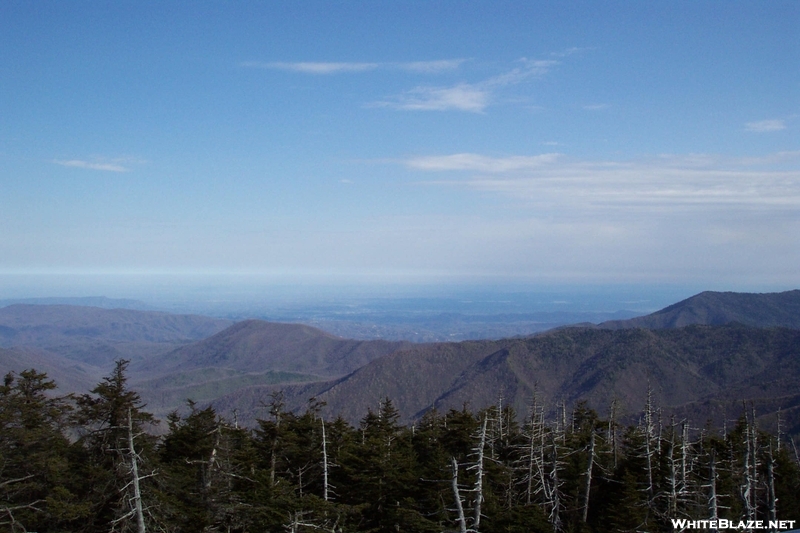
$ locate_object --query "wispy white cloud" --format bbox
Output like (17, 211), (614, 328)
(745, 119), (786, 132)
(583, 103), (609, 110)
(374, 83), (489, 112)
(404, 151), (800, 210)
(241, 59), (466, 75)
(54, 159), (132, 172)
(241, 61), (380, 74)
(406, 153), (561, 172)
(550, 46), (594, 58)
(483, 58), (558, 87)
(395, 59), (466, 73)
(247, 56), (562, 113)
(377, 57), (559, 113)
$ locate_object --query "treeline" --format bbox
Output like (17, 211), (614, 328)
(2, 361), (799, 533)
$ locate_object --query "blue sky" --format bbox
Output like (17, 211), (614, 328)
(1, 1), (798, 301)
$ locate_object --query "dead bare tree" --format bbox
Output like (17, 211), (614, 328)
(608, 398), (619, 469)
(643, 386), (656, 503)
(766, 444), (777, 530)
(522, 395), (548, 506)
(707, 449), (719, 533)
(581, 430), (595, 523)
(548, 434), (564, 532)
(741, 407), (757, 521)
(468, 416), (488, 533)
(110, 409), (155, 533)
(450, 457), (468, 533)
(320, 417), (330, 502)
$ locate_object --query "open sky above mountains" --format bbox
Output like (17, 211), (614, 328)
(1, 1), (798, 303)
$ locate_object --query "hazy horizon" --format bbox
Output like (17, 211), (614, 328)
(0, 272), (794, 316)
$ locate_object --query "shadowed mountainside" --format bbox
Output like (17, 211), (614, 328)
(0, 346), (104, 393)
(129, 319), (412, 415)
(598, 289), (800, 329)
(211, 324), (800, 433)
(136, 319), (411, 377)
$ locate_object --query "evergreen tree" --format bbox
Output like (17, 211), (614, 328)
(72, 359), (157, 533)
(0, 370), (80, 532)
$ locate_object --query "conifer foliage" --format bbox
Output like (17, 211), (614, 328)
(1, 361), (798, 532)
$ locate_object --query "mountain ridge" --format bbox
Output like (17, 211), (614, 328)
(209, 323), (800, 432)
(2, 290), (799, 431)
(597, 289), (800, 329)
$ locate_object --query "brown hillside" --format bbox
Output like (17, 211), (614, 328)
(137, 319), (411, 378)
(210, 324), (800, 428)
(599, 289), (800, 329)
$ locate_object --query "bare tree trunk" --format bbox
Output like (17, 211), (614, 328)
(550, 436), (562, 532)
(268, 392), (284, 488)
(680, 420), (689, 497)
(204, 424), (220, 491)
(321, 417), (329, 502)
(451, 458), (467, 533)
(582, 431), (595, 523)
(127, 409), (146, 533)
(709, 449), (718, 533)
(525, 407), (537, 505)
(472, 416), (488, 533)
(742, 419), (755, 521)
(668, 427), (678, 517)
(608, 398), (618, 469)
(644, 387), (655, 501)
(767, 445), (777, 529)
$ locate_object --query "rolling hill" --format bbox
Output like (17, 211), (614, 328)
(135, 319), (411, 377)
(0, 345), (104, 393)
(130, 319), (412, 414)
(0, 304), (234, 366)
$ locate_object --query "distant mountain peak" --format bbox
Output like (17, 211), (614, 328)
(598, 289), (800, 330)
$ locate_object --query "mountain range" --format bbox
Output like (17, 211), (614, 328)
(1, 290), (799, 435)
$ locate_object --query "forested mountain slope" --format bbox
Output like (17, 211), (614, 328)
(214, 324), (800, 433)
(130, 319), (412, 415)
(3, 290), (800, 431)
(0, 345), (103, 393)
(136, 319), (411, 378)
(598, 289), (800, 329)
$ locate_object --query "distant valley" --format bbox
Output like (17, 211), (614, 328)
(1, 290), (799, 436)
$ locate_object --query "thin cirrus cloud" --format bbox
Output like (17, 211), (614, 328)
(242, 61), (380, 74)
(54, 159), (131, 172)
(241, 59), (465, 75)
(376, 84), (490, 113)
(404, 151), (800, 211)
(405, 153), (562, 172)
(745, 119), (787, 132)
(375, 58), (559, 113)
(397, 59), (466, 73)
(247, 57), (558, 113)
